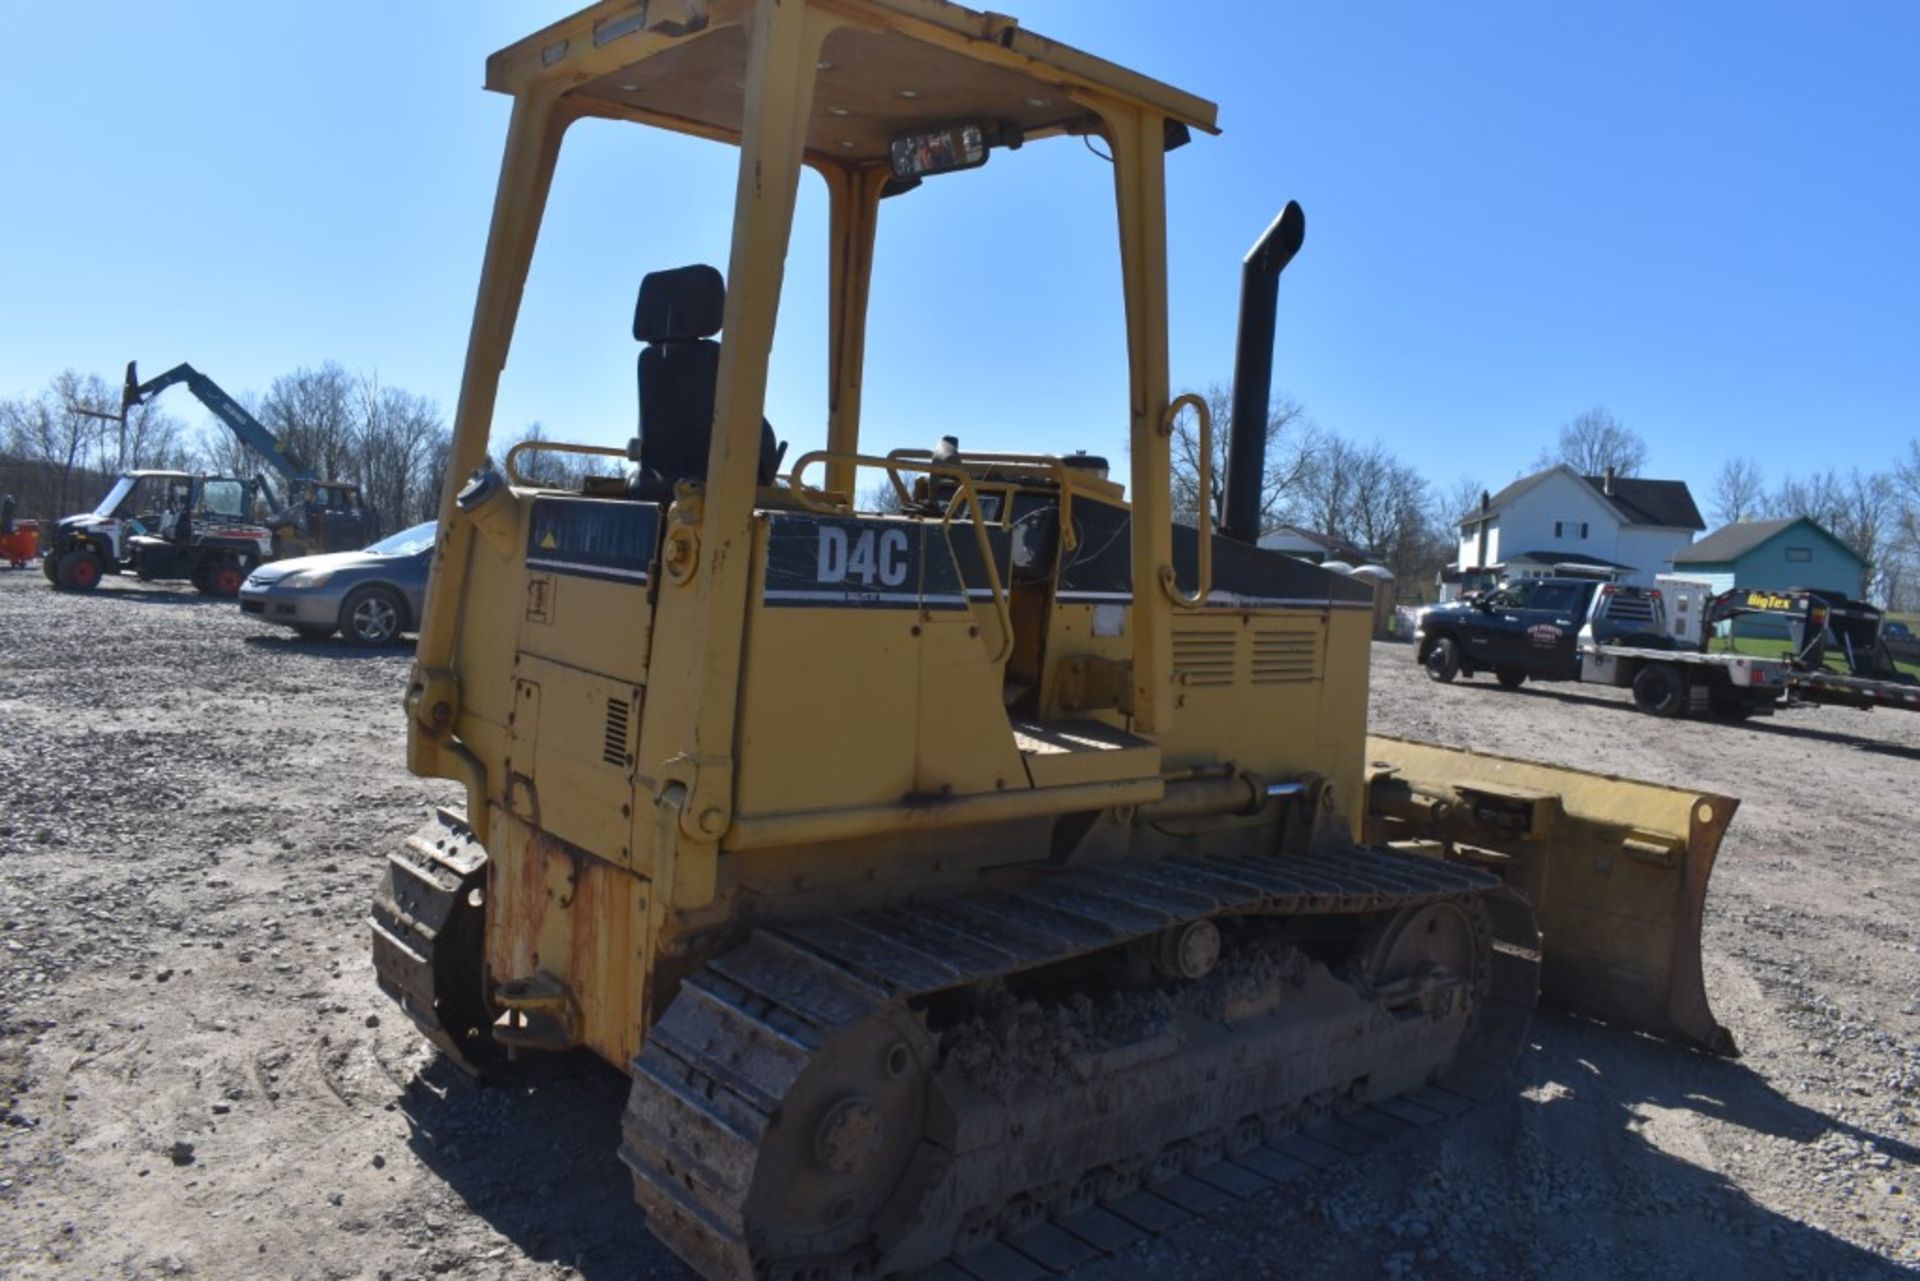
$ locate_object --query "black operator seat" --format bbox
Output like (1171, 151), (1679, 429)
(627, 264), (784, 501)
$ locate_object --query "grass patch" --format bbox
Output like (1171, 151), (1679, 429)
(1708, 634), (1920, 678)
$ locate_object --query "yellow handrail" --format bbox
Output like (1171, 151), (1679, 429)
(787, 450), (1014, 666)
(885, 447), (1080, 551)
(1159, 393), (1212, 608)
(503, 439), (628, 488)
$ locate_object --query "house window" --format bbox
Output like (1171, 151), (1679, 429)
(1554, 520), (1589, 540)
(1580, 522), (1589, 539)
(1785, 546), (1812, 563)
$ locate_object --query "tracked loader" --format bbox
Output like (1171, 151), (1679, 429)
(372, 3), (1739, 1276)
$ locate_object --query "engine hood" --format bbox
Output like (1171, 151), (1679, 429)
(247, 550), (378, 584)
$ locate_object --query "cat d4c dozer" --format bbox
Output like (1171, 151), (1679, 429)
(372, 3), (1737, 1276)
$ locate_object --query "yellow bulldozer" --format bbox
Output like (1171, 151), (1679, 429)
(371, 2), (1737, 1276)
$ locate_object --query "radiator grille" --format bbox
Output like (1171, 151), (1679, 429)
(603, 696), (632, 768)
(1251, 629), (1319, 684)
(1172, 629), (1237, 688)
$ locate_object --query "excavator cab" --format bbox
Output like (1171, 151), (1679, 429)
(378, 4), (1740, 1277)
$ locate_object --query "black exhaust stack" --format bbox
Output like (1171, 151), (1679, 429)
(1222, 201), (1306, 544)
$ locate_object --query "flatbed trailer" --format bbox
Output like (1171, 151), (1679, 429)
(1578, 639), (1791, 719)
(1787, 669), (1920, 713)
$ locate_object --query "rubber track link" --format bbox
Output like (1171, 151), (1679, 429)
(369, 807), (492, 1074)
(620, 846), (1540, 1279)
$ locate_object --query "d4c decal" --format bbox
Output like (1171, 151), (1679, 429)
(763, 513), (966, 610)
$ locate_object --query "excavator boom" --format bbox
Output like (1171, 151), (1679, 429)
(123, 360), (311, 485)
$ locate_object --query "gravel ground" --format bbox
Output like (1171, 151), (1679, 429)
(3, 568), (1919, 1279)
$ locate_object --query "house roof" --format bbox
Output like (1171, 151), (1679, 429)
(1264, 524), (1367, 559)
(1507, 550), (1636, 572)
(1585, 475), (1704, 530)
(1460, 465), (1704, 531)
(1673, 516), (1859, 565)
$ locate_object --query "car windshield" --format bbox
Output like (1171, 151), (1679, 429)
(91, 475), (137, 518)
(365, 521), (436, 556)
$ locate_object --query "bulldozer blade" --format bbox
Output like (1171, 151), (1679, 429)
(1364, 734), (1737, 1057)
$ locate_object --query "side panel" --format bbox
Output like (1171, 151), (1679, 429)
(1157, 605), (1370, 834)
(732, 513), (1026, 817)
(511, 496), (659, 865)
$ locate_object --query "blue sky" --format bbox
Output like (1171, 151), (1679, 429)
(2, 2), (1914, 511)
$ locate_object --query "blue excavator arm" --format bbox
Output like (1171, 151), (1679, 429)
(123, 360), (311, 487)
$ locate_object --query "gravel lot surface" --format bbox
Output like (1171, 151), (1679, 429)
(3, 569), (1919, 1279)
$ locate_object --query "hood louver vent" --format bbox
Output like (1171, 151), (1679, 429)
(1172, 629), (1237, 688)
(1251, 629), (1319, 684)
(603, 696), (632, 768)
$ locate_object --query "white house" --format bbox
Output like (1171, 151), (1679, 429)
(1449, 465), (1704, 596)
(1256, 524), (1367, 565)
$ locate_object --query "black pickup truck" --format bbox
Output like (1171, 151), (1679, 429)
(1414, 576), (1664, 687)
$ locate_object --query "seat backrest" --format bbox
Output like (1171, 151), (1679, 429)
(632, 264), (783, 498)
(635, 265), (725, 491)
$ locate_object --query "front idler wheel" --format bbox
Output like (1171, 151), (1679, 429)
(742, 1009), (935, 1271)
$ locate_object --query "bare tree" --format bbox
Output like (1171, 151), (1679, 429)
(120, 398), (191, 472)
(1437, 475), (1484, 527)
(259, 363), (358, 481)
(1167, 381), (1312, 534)
(1895, 439), (1920, 551)
(1533, 406), (1648, 478)
(1347, 445), (1433, 577)
(858, 478), (908, 514)
(414, 428), (455, 524)
(1711, 457), (1765, 525)
(356, 375), (446, 536)
(1422, 475), (1487, 582)
(7, 372), (109, 518)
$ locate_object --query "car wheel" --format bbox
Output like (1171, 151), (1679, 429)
(1495, 667), (1527, 689)
(294, 624), (335, 641)
(1631, 664), (1688, 717)
(55, 550), (104, 592)
(342, 585), (405, 646)
(1423, 637), (1461, 683)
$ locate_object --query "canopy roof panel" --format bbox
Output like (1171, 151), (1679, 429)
(490, 0), (1218, 165)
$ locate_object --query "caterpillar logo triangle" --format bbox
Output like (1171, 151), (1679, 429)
(539, 530), (559, 549)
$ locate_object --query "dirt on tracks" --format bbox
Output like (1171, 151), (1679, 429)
(2, 570), (1918, 1279)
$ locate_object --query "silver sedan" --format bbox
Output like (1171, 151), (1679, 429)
(239, 521), (435, 645)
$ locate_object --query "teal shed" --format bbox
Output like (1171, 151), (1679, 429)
(1671, 517), (1867, 640)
